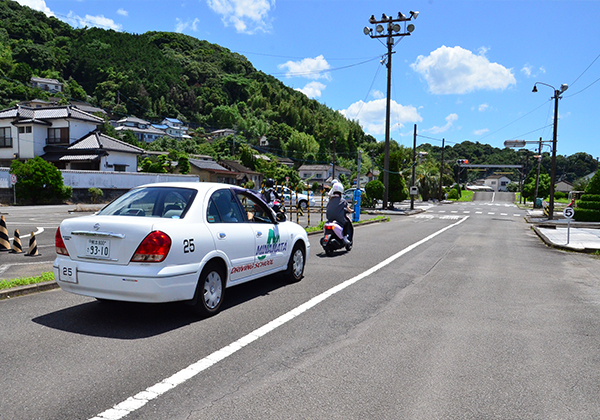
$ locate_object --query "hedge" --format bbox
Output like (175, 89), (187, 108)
(576, 200), (600, 210)
(579, 194), (600, 202)
(574, 208), (600, 222)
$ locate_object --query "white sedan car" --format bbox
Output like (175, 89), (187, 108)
(54, 182), (310, 316)
(276, 186), (316, 210)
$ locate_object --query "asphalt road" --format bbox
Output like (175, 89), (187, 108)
(2, 197), (600, 419)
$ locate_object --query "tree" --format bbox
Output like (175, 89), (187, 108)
(574, 170), (600, 222)
(365, 180), (384, 207)
(10, 157), (71, 204)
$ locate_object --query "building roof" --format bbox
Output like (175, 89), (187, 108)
(0, 104), (104, 124)
(219, 160), (259, 174)
(69, 131), (145, 154)
(189, 158), (235, 174)
(31, 77), (62, 85)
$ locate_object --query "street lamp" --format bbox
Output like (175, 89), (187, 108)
(532, 82), (568, 220)
(364, 10), (418, 209)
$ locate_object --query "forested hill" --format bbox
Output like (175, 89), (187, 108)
(0, 0), (371, 161)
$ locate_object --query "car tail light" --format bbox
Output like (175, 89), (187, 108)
(55, 227), (69, 256)
(131, 231), (171, 263)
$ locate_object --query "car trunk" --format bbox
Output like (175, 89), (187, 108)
(60, 216), (157, 266)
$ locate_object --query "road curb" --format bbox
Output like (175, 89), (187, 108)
(0, 280), (59, 300)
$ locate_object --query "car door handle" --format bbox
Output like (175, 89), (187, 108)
(218, 232), (226, 239)
(256, 231), (263, 238)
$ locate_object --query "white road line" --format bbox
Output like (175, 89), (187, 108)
(89, 217), (470, 420)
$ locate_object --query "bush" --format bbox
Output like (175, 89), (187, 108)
(579, 194), (600, 202)
(447, 188), (458, 200)
(575, 171), (600, 221)
(574, 208), (600, 222)
(88, 187), (103, 203)
(577, 200), (600, 210)
(554, 191), (567, 200)
(10, 157), (71, 204)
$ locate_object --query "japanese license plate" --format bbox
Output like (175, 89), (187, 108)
(59, 261), (77, 283)
(86, 238), (111, 259)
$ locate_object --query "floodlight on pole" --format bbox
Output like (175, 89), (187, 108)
(364, 9), (419, 209)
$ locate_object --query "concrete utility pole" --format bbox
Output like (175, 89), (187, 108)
(533, 82), (568, 220)
(438, 138), (445, 201)
(364, 10), (418, 209)
(411, 124), (417, 210)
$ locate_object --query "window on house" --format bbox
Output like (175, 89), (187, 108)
(47, 127), (69, 144)
(316, 174), (322, 178)
(18, 126), (32, 134)
(113, 164), (127, 172)
(0, 127), (12, 147)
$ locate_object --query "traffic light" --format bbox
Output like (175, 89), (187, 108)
(456, 159), (469, 165)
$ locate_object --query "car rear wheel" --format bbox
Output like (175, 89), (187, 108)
(191, 263), (225, 317)
(286, 242), (305, 282)
(298, 200), (308, 211)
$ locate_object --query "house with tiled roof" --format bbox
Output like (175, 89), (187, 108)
(188, 156), (238, 184)
(42, 130), (144, 172)
(114, 116), (167, 143)
(30, 77), (63, 93)
(0, 104), (104, 166)
(298, 164), (352, 185)
(219, 159), (262, 187)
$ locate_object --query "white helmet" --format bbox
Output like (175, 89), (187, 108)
(329, 182), (344, 196)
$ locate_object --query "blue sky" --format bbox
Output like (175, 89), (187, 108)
(16, 0), (600, 158)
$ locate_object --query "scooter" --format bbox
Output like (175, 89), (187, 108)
(320, 219), (352, 256)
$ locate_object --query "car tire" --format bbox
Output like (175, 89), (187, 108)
(191, 262), (225, 317)
(285, 242), (305, 282)
(298, 200), (308, 211)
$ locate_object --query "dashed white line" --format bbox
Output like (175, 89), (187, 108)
(89, 217), (470, 420)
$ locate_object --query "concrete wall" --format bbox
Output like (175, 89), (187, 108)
(0, 168), (200, 204)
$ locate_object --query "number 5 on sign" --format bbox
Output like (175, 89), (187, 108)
(563, 207), (574, 219)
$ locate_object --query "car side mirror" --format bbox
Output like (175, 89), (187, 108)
(276, 212), (286, 222)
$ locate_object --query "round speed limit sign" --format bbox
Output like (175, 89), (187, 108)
(563, 207), (575, 219)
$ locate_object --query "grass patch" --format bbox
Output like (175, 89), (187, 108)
(451, 190), (473, 202)
(305, 215), (389, 234)
(0, 272), (54, 290)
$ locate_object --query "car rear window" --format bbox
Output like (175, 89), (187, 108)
(98, 187), (197, 218)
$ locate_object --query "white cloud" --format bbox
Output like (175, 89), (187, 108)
(371, 90), (385, 99)
(473, 128), (489, 136)
(521, 63), (546, 78)
(14, 0), (54, 17)
(340, 99), (422, 136)
(175, 18), (200, 32)
(117, 8), (128, 17)
(297, 81), (326, 99)
(427, 113), (458, 134)
(66, 11), (122, 31)
(278, 55), (331, 80)
(206, 0), (274, 34)
(411, 45), (516, 94)
(478, 103), (490, 112)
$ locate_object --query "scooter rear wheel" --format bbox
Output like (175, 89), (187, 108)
(325, 248), (334, 257)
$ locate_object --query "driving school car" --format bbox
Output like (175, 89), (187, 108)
(54, 182), (310, 316)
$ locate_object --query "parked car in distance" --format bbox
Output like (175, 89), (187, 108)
(275, 186), (316, 210)
(343, 187), (366, 202)
(54, 182), (309, 317)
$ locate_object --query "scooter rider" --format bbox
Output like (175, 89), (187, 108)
(326, 181), (353, 245)
(262, 178), (281, 208)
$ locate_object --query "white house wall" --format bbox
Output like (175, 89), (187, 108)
(61, 170), (199, 189)
(99, 151), (138, 172)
